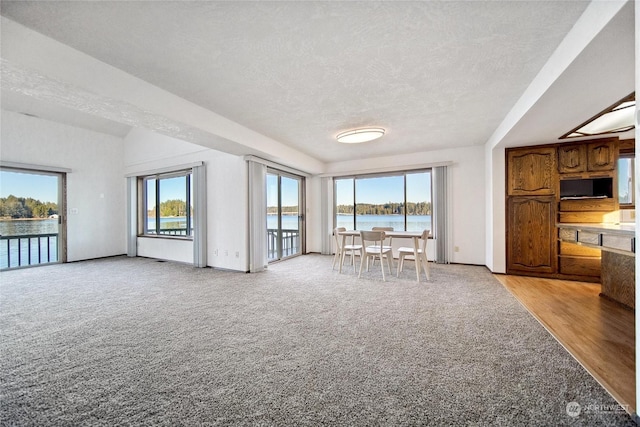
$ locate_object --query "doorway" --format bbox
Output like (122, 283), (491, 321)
(266, 169), (304, 262)
(0, 167), (66, 269)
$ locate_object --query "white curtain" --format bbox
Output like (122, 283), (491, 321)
(248, 160), (268, 272)
(126, 176), (137, 257)
(192, 165), (207, 268)
(320, 177), (333, 255)
(433, 166), (451, 264)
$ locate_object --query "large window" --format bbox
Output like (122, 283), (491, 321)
(618, 154), (635, 206)
(335, 170), (432, 231)
(142, 170), (192, 237)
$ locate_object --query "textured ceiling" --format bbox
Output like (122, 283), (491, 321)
(0, 1), (595, 163)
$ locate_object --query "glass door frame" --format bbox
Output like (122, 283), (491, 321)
(266, 167), (305, 262)
(0, 166), (67, 269)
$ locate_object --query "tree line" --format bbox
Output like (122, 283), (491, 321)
(147, 199), (191, 217)
(337, 201), (431, 216)
(267, 206), (299, 214)
(266, 202), (431, 216)
(0, 195), (58, 219)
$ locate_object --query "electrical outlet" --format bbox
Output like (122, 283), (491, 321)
(214, 249), (218, 256)
(235, 252), (239, 258)
(454, 246), (460, 252)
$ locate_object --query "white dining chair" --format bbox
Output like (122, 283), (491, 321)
(397, 229), (430, 281)
(333, 227), (362, 273)
(368, 226), (394, 267)
(359, 230), (393, 281)
(370, 226), (394, 250)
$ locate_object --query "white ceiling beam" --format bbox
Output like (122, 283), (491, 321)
(0, 17), (325, 175)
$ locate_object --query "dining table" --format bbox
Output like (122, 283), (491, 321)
(337, 229), (430, 281)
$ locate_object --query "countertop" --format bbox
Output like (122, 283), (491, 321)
(557, 222), (635, 236)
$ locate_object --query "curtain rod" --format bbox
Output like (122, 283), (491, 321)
(243, 155), (311, 177)
(124, 161), (204, 178)
(1, 161), (72, 174)
(317, 161), (454, 178)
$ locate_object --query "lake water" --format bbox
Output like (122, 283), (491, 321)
(0, 219), (58, 236)
(268, 214), (432, 232)
(0, 219), (59, 269)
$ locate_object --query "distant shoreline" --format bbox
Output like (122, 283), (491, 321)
(0, 218), (56, 221)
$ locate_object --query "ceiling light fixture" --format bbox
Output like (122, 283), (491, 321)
(336, 128), (385, 144)
(560, 92), (635, 139)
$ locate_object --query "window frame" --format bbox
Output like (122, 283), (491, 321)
(333, 169), (432, 232)
(618, 153), (635, 209)
(139, 169), (193, 239)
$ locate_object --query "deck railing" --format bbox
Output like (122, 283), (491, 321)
(148, 228), (192, 236)
(1, 233), (58, 270)
(267, 228), (300, 260)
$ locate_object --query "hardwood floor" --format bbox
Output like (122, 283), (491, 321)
(495, 274), (635, 414)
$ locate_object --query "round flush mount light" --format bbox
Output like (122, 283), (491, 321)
(336, 128), (385, 144)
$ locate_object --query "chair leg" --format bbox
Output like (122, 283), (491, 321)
(339, 250), (347, 273)
(358, 254), (365, 278)
(332, 249), (340, 270)
(380, 255), (386, 282)
(422, 253), (430, 280)
(397, 253), (405, 276)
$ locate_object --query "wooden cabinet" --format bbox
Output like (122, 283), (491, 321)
(558, 144), (586, 174)
(556, 195), (617, 280)
(587, 140), (617, 172)
(507, 196), (557, 274)
(506, 138), (620, 281)
(558, 139), (618, 175)
(507, 147), (557, 196)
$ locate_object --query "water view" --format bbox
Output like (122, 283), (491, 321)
(146, 217), (192, 235)
(0, 219), (58, 236)
(339, 214), (432, 232)
(0, 219), (59, 269)
(266, 214), (432, 231)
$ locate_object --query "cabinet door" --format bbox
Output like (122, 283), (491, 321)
(507, 196), (557, 274)
(507, 147), (557, 196)
(558, 144), (586, 174)
(587, 140), (616, 171)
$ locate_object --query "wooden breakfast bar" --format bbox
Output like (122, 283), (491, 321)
(558, 222), (635, 309)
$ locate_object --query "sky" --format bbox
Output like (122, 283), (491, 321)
(336, 172), (432, 205)
(0, 170), (59, 202)
(146, 176), (190, 209)
(267, 174), (300, 207)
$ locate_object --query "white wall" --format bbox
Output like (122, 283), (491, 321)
(305, 176), (322, 253)
(123, 128), (248, 271)
(323, 145), (486, 265)
(1, 110), (126, 261)
(485, 145), (506, 273)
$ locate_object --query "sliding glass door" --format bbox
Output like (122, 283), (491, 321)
(0, 168), (66, 269)
(266, 169), (304, 262)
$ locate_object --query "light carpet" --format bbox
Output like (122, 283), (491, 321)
(0, 255), (634, 426)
